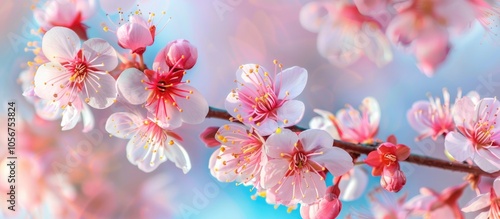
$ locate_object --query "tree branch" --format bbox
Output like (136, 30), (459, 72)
(206, 107), (499, 178)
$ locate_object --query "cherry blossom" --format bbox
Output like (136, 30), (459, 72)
(117, 62), (208, 129)
(300, 1), (392, 67)
(404, 183), (466, 218)
(34, 0), (95, 39)
(105, 112), (191, 173)
(462, 177), (500, 218)
(365, 141), (410, 192)
(156, 39), (198, 70)
(116, 14), (156, 55)
(350, 188), (410, 219)
(209, 124), (266, 187)
(311, 97), (380, 144)
(300, 184), (342, 219)
(226, 63), (307, 136)
(261, 129), (353, 205)
(445, 97), (500, 173)
(33, 27), (117, 131)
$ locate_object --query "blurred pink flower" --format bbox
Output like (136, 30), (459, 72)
(311, 97), (380, 144)
(226, 63), (307, 136)
(338, 166), (368, 201)
(462, 177), (500, 218)
(34, 27), (117, 131)
(300, 185), (342, 219)
(116, 15), (155, 55)
(261, 129), (353, 205)
(404, 183), (466, 218)
(200, 126), (220, 148)
(106, 112), (191, 173)
(155, 39), (198, 70)
(359, 188), (410, 219)
(300, 1), (392, 67)
(445, 97), (500, 173)
(116, 65), (208, 129)
(470, 0), (500, 39)
(34, 0), (95, 39)
(365, 142), (410, 192)
(209, 124), (265, 187)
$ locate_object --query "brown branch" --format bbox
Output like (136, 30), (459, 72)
(206, 107), (500, 178)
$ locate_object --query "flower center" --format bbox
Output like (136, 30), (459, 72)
(292, 152), (308, 169)
(383, 153), (397, 166)
(252, 92), (282, 122)
(69, 61), (88, 84)
(474, 122), (495, 149)
(156, 80), (170, 93)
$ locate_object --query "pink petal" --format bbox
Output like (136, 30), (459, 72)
(494, 178), (500, 197)
(298, 129), (333, 152)
(475, 98), (500, 132)
(260, 159), (289, 189)
(444, 131), (474, 162)
(81, 103), (94, 133)
(34, 63), (71, 101)
(146, 99), (182, 129)
(313, 147), (353, 176)
(299, 1), (329, 33)
(403, 194), (434, 212)
(407, 101), (433, 134)
(364, 151), (382, 167)
(175, 84), (209, 124)
(85, 73), (117, 109)
(116, 68), (149, 105)
(105, 112), (141, 139)
(317, 20), (362, 67)
(386, 12), (419, 46)
(200, 127), (220, 148)
(276, 100), (305, 127)
(461, 193), (490, 212)
(42, 27), (80, 64)
(265, 129), (299, 158)
(452, 96), (476, 128)
(475, 211), (489, 219)
(152, 47), (170, 72)
(34, 100), (63, 121)
(339, 166), (368, 201)
(225, 92), (243, 119)
(255, 119), (279, 136)
(116, 22), (153, 52)
(235, 64), (269, 85)
(275, 66), (308, 99)
(300, 171), (327, 204)
(414, 28), (450, 77)
(163, 142), (191, 174)
(81, 38), (118, 71)
(396, 144), (411, 161)
(474, 150), (500, 173)
(361, 97), (381, 128)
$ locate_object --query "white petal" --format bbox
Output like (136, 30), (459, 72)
(444, 131), (474, 162)
(265, 129), (298, 158)
(82, 38), (118, 71)
(61, 105), (81, 131)
(164, 141), (192, 174)
(176, 85), (209, 124)
(105, 112), (141, 139)
(474, 150), (500, 173)
(81, 103), (94, 133)
(339, 166), (368, 201)
(85, 73), (117, 109)
(298, 129), (333, 152)
(461, 193), (490, 212)
(116, 68), (149, 105)
(42, 27), (80, 64)
(276, 100), (305, 127)
(313, 147), (353, 176)
(275, 66), (308, 99)
(34, 63), (71, 102)
(260, 159), (288, 189)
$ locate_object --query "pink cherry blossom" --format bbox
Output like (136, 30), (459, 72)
(300, 185), (342, 219)
(354, 188), (410, 219)
(462, 177), (500, 218)
(34, 0), (95, 39)
(365, 142), (410, 192)
(209, 124), (265, 187)
(117, 63), (208, 129)
(226, 63), (307, 136)
(116, 15), (155, 55)
(261, 129), (353, 205)
(155, 39), (198, 70)
(312, 97), (380, 144)
(106, 112), (191, 173)
(404, 183), (466, 218)
(300, 1), (392, 67)
(34, 27), (117, 131)
(445, 97), (500, 173)
(470, 0), (500, 39)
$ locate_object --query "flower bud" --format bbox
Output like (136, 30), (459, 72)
(381, 166), (406, 192)
(300, 185), (342, 219)
(164, 39), (198, 70)
(117, 15), (155, 55)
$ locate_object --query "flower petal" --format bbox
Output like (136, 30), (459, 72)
(364, 151), (381, 167)
(85, 73), (117, 109)
(298, 129), (333, 152)
(275, 66), (308, 99)
(34, 63), (71, 102)
(260, 159), (289, 189)
(164, 141), (192, 174)
(176, 84), (209, 124)
(444, 131), (474, 162)
(300, 171), (327, 204)
(339, 166), (368, 201)
(42, 27), (80, 64)
(396, 144), (411, 161)
(61, 105), (81, 131)
(276, 100), (305, 127)
(452, 96), (476, 129)
(81, 103), (94, 133)
(265, 129), (299, 158)
(313, 147), (353, 176)
(105, 112), (141, 139)
(461, 193), (490, 212)
(82, 38), (118, 71)
(116, 68), (149, 105)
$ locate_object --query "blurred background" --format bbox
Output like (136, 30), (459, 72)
(1, 0), (500, 218)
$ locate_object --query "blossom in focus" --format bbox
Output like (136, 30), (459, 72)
(225, 63), (307, 136)
(445, 97), (500, 173)
(299, 1), (392, 67)
(300, 185), (342, 219)
(404, 183), (466, 218)
(34, 0), (95, 39)
(386, 0), (476, 76)
(365, 141), (410, 192)
(116, 14), (156, 55)
(116, 54), (208, 129)
(311, 97), (380, 144)
(34, 27), (117, 131)
(261, 129), (353, 205)
(209, 124), (266, 188)
(462, 177), (500, 218)
(155, 39), (198, 70)
(105, 112), (191, 173)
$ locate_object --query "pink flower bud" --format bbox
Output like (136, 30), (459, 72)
(381, 165), (406, 192)
(117, 15), (155, 55)
(300, 185), (342, 219)
(163, 39), (198, 70)
(200, 126), (220, 148)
